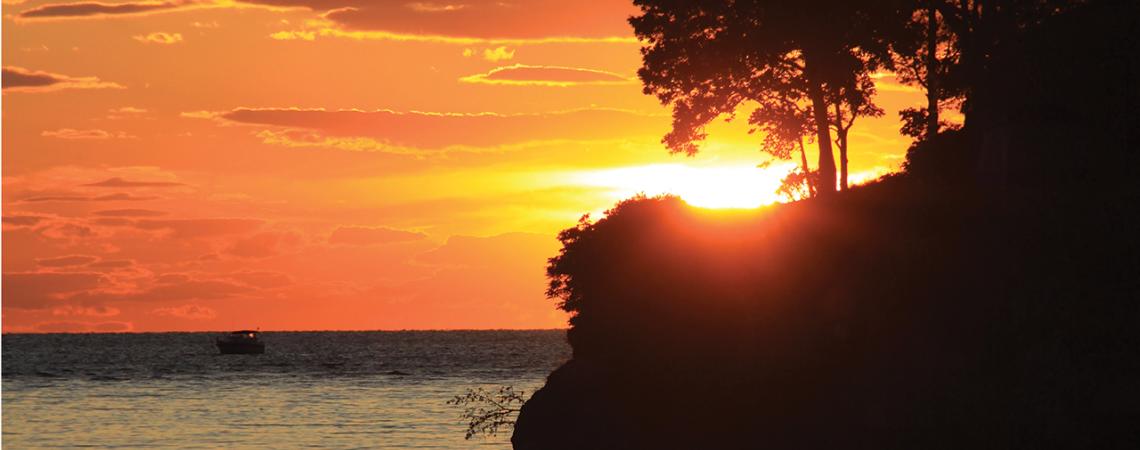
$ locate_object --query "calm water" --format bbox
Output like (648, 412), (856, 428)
(2, 330), (569, 449)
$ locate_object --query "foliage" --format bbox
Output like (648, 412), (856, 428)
(630, 0), (900, 195)
(447, 386), (526, 440)
(776, 168), (817, 202)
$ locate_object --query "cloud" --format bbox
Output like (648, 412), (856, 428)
(2, 66), (124, 93)
(133, 32), (183, 44)
(225, 231), (300, 258)
(93, 208), (167, 217)
(2, 272), (108, 309)
(179, 110), (219, 119)
(21, 193), (159, 202)
(252, 129), (412, 154)
(216, 107), (665, 150)
(16, 0), (636, 44)
(82, 177), (184, 188)
(17, 0), (190, 19)
(459, 64), (634, 87)
(33, 321), (132, 332)
(71, 277), (253, 304)
(482, 46), (514, 62)
(225, 270), (293, 288)
(328, 226), (426, 246)
(152, 304), (217, 319)
(417, 232), (555, 268)
(88, 259), (136, 269)
(106, 106), (149, 119)
(36, 255), (99, 267)
(870, 72), (922, 93)
(3, 215), (48, 227)
(39, 222), (99, 240)
(52, 305), (121, 317)
(133, 218), (263, 238)
(41, 128), (136, 139)
(250, 0), (638, 43)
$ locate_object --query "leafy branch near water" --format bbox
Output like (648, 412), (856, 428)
(447, 386), (526, 440)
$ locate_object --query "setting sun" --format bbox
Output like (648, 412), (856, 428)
(574, 163), (793, 209)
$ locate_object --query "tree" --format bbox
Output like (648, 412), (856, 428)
(899, 0), (1081, 131)
(894, 3), (958, 141)
(829, 71), (884, 190)
(750, 80), (817, 196)
(631, 0), (895, 196)
(890, 0), (1083, 182)
(448, 386), (527, 440)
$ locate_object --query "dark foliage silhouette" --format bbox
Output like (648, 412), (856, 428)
(448, 386), (526, 440)
(630, 0), (899, 195)
(513, 1), (1139, 449)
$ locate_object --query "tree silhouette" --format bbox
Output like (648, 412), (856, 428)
(631, 0), (895, 195)
(895, 0), (1082, 134)
(447, 386), (526, 440)
(893, 3), (959, 141)
(829, 72), (884, 190)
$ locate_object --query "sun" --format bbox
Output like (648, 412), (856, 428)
(574, 163), (793, 209)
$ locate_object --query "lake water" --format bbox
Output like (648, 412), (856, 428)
(2, 330), (569, 449)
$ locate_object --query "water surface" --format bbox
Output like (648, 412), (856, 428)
(3, 330), (569, 449)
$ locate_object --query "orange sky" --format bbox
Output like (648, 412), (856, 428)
(2, 0), (926, 332)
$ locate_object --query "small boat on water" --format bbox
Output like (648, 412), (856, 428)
(216, 330), (265, 355)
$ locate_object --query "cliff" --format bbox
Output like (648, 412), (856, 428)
(513, 2), (1139, 448)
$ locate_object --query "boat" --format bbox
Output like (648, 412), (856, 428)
(216, 330), (265, 354)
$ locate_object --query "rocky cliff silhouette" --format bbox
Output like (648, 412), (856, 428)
(513, 2), (1139, 448)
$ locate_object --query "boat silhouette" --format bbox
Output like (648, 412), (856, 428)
(216, 330), (265, 355)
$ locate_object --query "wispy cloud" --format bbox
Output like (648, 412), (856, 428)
(16, 0), (194, 20)
(36, 255), (99, 268)
(152, 304), (217, 319)
(41, 128), (136, 139)
(133, 32), (183, 44)
(329, 226), (427, 246)
(3, 66), (124, 93)
(481, 46), (514, 62)
(212, 107), (665, 150)
(82, 177), (184, 188)
(258, 0), (638, 43)
(459, 64), (635, 87)
(21, 193), (159, 202)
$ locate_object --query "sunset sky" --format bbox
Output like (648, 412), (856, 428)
(2, 0), (924, 332)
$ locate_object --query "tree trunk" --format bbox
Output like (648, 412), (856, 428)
(926, 6), (940, 138)
(797, 137), (815, 197)
(833, 102), (849, 191)
(838, 129), (849, 191)
(804, 64), (837, 195)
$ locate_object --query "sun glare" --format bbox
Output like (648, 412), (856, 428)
(574, 163), (794, 209)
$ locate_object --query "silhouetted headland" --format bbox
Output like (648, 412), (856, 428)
(514, 1), (1139, 448)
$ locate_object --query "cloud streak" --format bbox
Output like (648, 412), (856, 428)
(82, 177), (184, 188)
(328, 226), (427, 246)
(215, 107), (666, 150)
(16, 0), (191, 20)
(3, 66), (124, 93)
(459, 64), (635, 87)
(252, 0), (637, 43)
(21, 193), (159, 202)
(42, 128), (136, 139)
(133, 32), (183, 44)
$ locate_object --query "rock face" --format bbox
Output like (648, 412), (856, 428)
(511, 360), (630, 450)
